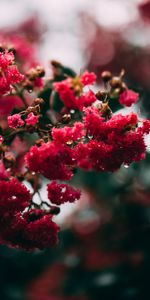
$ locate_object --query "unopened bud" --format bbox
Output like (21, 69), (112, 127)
(26, 106), (36, 114)
(51, 60), (62, 68)
(36, 66), (45, 77)
(110, 77), (122, 88)
(101, 71), (112, 82)
(96, 91), (107, 102)
(61, 114), (71, 124)
(33, 98), (45, 106)
(36, 139), (44, 146)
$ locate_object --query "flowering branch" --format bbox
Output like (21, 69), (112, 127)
(0, 46), (149, 251)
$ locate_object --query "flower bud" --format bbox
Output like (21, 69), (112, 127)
(101, 71), (112, 82)
(36, 139), (44, 146)
(51, 60), (62, 68)
(33, 98), (45, 106)
(96, 91), (107, 102)
(36, 66), (45, 77)
(61, 114), (71, 124)
(4, 155), (16, 168)
(110, 77), (122, 88)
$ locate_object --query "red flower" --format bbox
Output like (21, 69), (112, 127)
(6, 65), (24, 84)
(84, 108), (138, 140)
(138, 119), (150, 134)
(26, 112), (39, 126)
(0, 51), (24, 96)
(26, 141), (76, 180)
(0, 51), (14, 69)
(1, 209), (59, 250)
(78, 90), (97, 110)
(8, 113), (25, 129)
(81, 71), (97, 85)
(0, 178), (31, 218)
(52, 122), (85, 144)
(54, 75), (96, 110)
(119, 89), (139, 107)
(75, 117), (148, 172)
(47, 181), (81, 205)
(54, 78), (77, 109)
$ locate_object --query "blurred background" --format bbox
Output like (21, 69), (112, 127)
(1, 0), (150, 299)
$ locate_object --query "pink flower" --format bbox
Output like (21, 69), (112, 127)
(81, 71), (97, 86)
(26, 141), (76, 180)
(75, 111), (150, 172)
(52, 122), (85, 144)
(78, 90), (97, 110)
(0, 51), (14, 69)
(84, 108), (138, 140)
(47, 181), (81, 205)
(119, 89), (139, 107)
(54, 74), (97, 110)
(6, 65), (24, 84)
(0, 51), (24, 96)
(139, 119), (150, 134)
(54, 78), (77, 109)
(75, 133), (146, 172)
(8, 113), (25, 129)
(26, 112), (39, 126)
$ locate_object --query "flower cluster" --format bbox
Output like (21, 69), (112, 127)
(47, 180), (81, 205)
(75, 108), (147, 171)
(26, 141), (75, 180)
(0, 176), (60, 250)
(8, 112), (40, 129)
(0, 50), (24, 95)
(0, 44), (150, 251)
(119, 89), (139, 107)
(54, 72), (97, 110)
(1, 209), (59, 250)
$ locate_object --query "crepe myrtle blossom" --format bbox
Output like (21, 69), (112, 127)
(0, 51), (150, 251)
(53, 72), (97, 110)
(26, 112), (40, 126)
(8, 113), (25, 129)
(0, 51), (24, 95)
(119, 89), (139, 107)
(47, 181), (81, 205)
